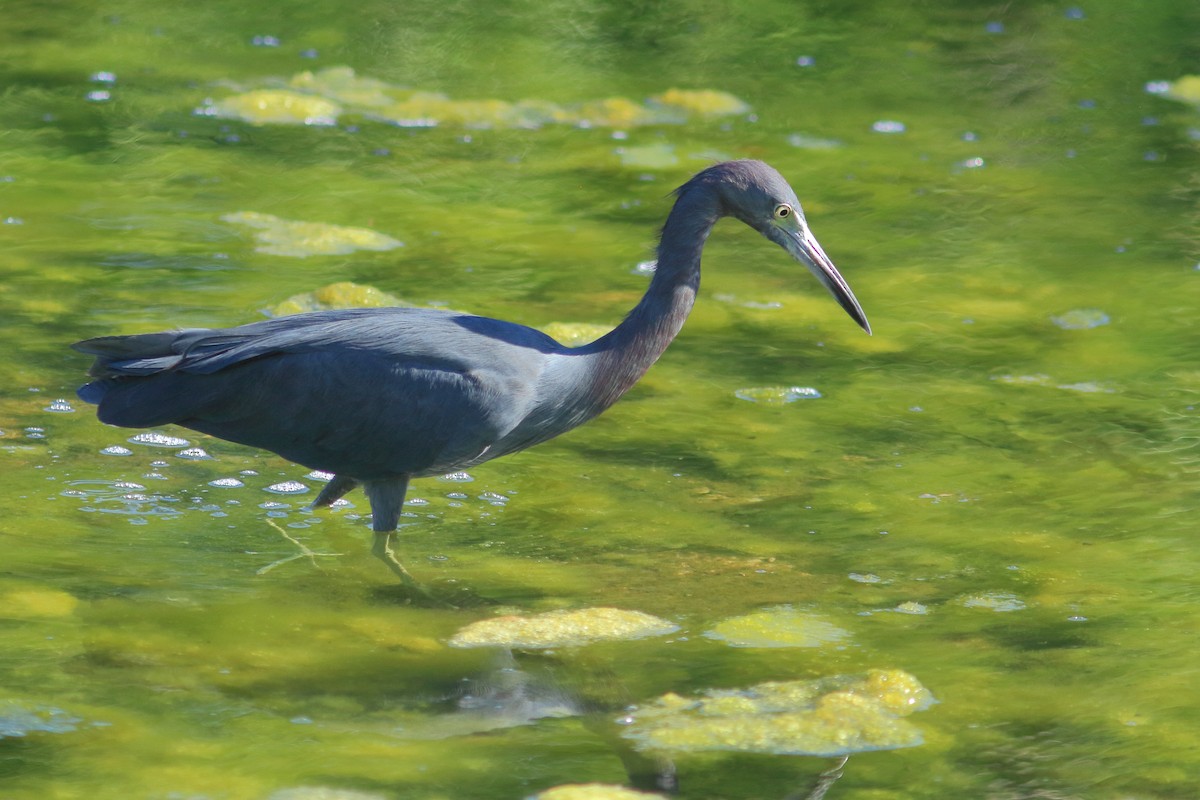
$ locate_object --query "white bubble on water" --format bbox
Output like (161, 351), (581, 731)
(208, 478), (245, 489)
(480, 492), (509, 506)
(264, 481), (308, 495)
(128, 432), (191, 448)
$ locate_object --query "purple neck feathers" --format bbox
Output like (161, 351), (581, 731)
(579, 185), (722, 413)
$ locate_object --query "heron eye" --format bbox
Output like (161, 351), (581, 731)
(773, 204), (792, 220)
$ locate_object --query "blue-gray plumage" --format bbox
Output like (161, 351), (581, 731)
(74, 160), (870, 585)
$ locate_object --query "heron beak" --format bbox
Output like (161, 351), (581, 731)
(779, 224), (871, 334)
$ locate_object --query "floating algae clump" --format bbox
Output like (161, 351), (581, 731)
(1161, 75), (1200, 106)
(530, 785), (666, 800)
(0, 588), (79, 619)
(622, 670), (935, 757)
(289, 65), (396, 108)
(448, 608), (678, 649)
(704, 606), (851, 648)
(372, 92), (543, 129)
(575, 97), (672, 127)
(222, 212), (403, 257)
(268, 282), (416, 316)
(207, 90), (341, 126)
(200, 67), (749, 130)
(650, 88), (751, 116)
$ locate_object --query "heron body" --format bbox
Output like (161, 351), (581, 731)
(74, 160), (870, 584)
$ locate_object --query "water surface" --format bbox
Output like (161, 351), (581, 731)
(1, 2), (1197, 798)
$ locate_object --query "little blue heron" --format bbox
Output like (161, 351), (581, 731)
(74, 160), (870, 586)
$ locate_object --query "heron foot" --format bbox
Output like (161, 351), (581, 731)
(372, 530), (420, 585)
(372, 531), (448, 605)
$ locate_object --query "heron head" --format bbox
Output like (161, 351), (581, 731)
(704, 161), (871, 334)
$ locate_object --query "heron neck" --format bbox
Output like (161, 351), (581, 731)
(580, 188), (721, 412)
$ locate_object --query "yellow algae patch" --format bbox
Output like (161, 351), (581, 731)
(203, 67), (750, 130)
(209, 90), (341, 126)
(531, 784), (666, 800)
(289, 66), (395, 108)
(704, 606), (851, 648)
(13, 297), (71, 317)
(0, 589), (79, 619)
(860, 668), (933, 714)
(372, 93), (560, 130)
(622, 670), (935, 756)
(373, 93), (530, 129)
(576, 97), (669, 128)
(439, 98), (521, 127)
(222, 212), (403, 257)
(540, 322), (613, 347)
(993, 373), (1054, 388)
(651, 88), (750, 116)
(371, 93), (444, 127)
(448, 607), (678, 649)
(268, 282), (415, 316)
(1163, 75), (1200, 106)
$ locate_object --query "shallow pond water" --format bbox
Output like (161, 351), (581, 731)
(1, 2), (1198, 799)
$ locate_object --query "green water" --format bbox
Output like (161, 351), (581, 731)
(2, 2), (1198, 798)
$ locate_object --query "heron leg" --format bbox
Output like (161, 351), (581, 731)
(312, 474), (359, 508)
(363, 477), (421, 587)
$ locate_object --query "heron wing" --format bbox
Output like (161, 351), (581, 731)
(74, 308), (562, 478)
(74, 308), (559, 376)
